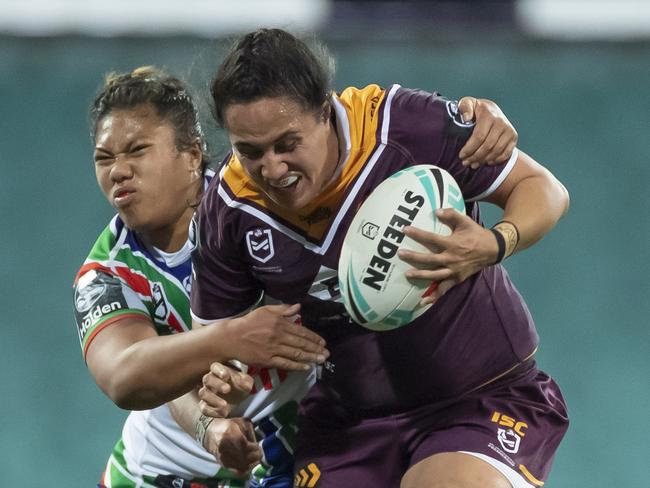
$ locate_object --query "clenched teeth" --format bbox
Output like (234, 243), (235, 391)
(268, 175), (299, 188)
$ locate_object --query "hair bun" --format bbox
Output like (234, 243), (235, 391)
(131, 66), (164, 80)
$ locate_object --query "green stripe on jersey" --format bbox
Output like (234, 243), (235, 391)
(84, 220), (191, 333)
(107, 438), (248, 488)
(114, 247), (189, 321)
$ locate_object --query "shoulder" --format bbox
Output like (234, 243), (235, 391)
(73, 265), (150, 358)
(75, 215), (123, 283)
(369, 85), (474, 170)
(387, 86), (474, 139)
(75, 214), (161, 293)
(337, 84), (386, 117)
(194, 154), (247, 258)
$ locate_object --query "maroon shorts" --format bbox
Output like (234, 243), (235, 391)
(294, 363), (568, 487)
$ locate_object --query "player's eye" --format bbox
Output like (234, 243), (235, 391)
(238, 147), (264, 160)
(130, 144), (150, 155)
(94, 154), (113, 165)
(275, 140), (298, 154)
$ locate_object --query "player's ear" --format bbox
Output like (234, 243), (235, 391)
(184, 137), (203, 175)
(319, 101), (332, 123)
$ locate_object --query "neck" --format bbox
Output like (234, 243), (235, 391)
(140, 207), (194, 253)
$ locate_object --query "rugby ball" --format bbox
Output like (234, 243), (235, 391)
(338, 165), (465, 331)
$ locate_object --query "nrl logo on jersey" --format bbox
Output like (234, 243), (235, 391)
(446, 100), (476, 128)
(151, 282), (169, 320)
(246, 228), (275, 263)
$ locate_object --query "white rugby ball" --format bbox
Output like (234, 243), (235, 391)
(338, 165), (465, 331)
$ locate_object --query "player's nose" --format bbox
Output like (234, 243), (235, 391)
(260, 153), (289, 181)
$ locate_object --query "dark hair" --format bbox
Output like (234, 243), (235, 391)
(91, 66), (208, 165)
(210, 28), (335, 127)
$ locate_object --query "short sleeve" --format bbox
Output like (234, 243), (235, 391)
(73, 269), (149, 359)
(386, 87), (516, 202)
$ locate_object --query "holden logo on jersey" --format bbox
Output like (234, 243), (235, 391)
(152, 282), (169, 320)
(75, 270), (106, 313)
(497, 428), (521, 454)
(246, 228), (275, 263)
(446, 100), (476, 128)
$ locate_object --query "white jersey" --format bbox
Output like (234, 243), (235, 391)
(73, 172), (312, 486)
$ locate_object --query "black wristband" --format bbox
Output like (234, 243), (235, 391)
(490, 228), (507, 264)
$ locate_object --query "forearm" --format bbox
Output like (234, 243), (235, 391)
(168, 388), (203, 438)
(100, 324), (234, 410)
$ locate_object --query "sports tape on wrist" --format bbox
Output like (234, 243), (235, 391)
(195, 414), (214, 447)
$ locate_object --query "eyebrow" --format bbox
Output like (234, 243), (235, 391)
(233, 131), (301, 150)
(94, 138), (150, 154)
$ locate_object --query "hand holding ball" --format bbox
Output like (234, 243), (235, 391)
(338, 165), (465, 331)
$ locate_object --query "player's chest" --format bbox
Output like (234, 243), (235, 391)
(232, 148), (414, 300)
(235, 223), (346, 303)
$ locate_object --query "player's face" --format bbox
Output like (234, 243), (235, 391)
(93, 104), (201, 250)
(225, 97), (340, 211)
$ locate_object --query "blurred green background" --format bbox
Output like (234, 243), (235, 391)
(0, 35), (648, 487)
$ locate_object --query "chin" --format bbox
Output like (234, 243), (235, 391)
(274, 193), (314, 212)
(258, 173), (317, 209)
(117, 210), (144, 232)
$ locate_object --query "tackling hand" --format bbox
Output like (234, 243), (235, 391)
(457, 97), (518, 168)
(202, 417), (262, 477)
(199, 362), (254, 418)
(227, 303), (329, 371)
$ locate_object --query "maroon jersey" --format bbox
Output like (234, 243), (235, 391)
(191, 84), (535, 412)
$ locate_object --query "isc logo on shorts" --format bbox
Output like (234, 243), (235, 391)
(491, 411), (528, 454)
(491, 411), (528, 436)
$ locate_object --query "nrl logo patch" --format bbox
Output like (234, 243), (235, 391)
(361, 222), (379, 240)
(151, 282), (169, 320)
(446, 100), (476, 128)
(246, 228), (275, 263)
(497, 428), (521, 454)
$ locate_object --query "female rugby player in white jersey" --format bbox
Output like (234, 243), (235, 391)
(74, 66), (329, 488)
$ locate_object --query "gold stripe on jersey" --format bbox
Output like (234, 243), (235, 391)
(221, 84), (387, 243)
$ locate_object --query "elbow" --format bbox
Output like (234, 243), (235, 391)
(561, 182), (570, 216)
(555, 178), (570, 218)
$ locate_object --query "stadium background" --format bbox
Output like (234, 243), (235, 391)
(1, 1), (648, 486)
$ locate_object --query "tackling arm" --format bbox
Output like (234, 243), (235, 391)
(86, 303), (328, 410)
